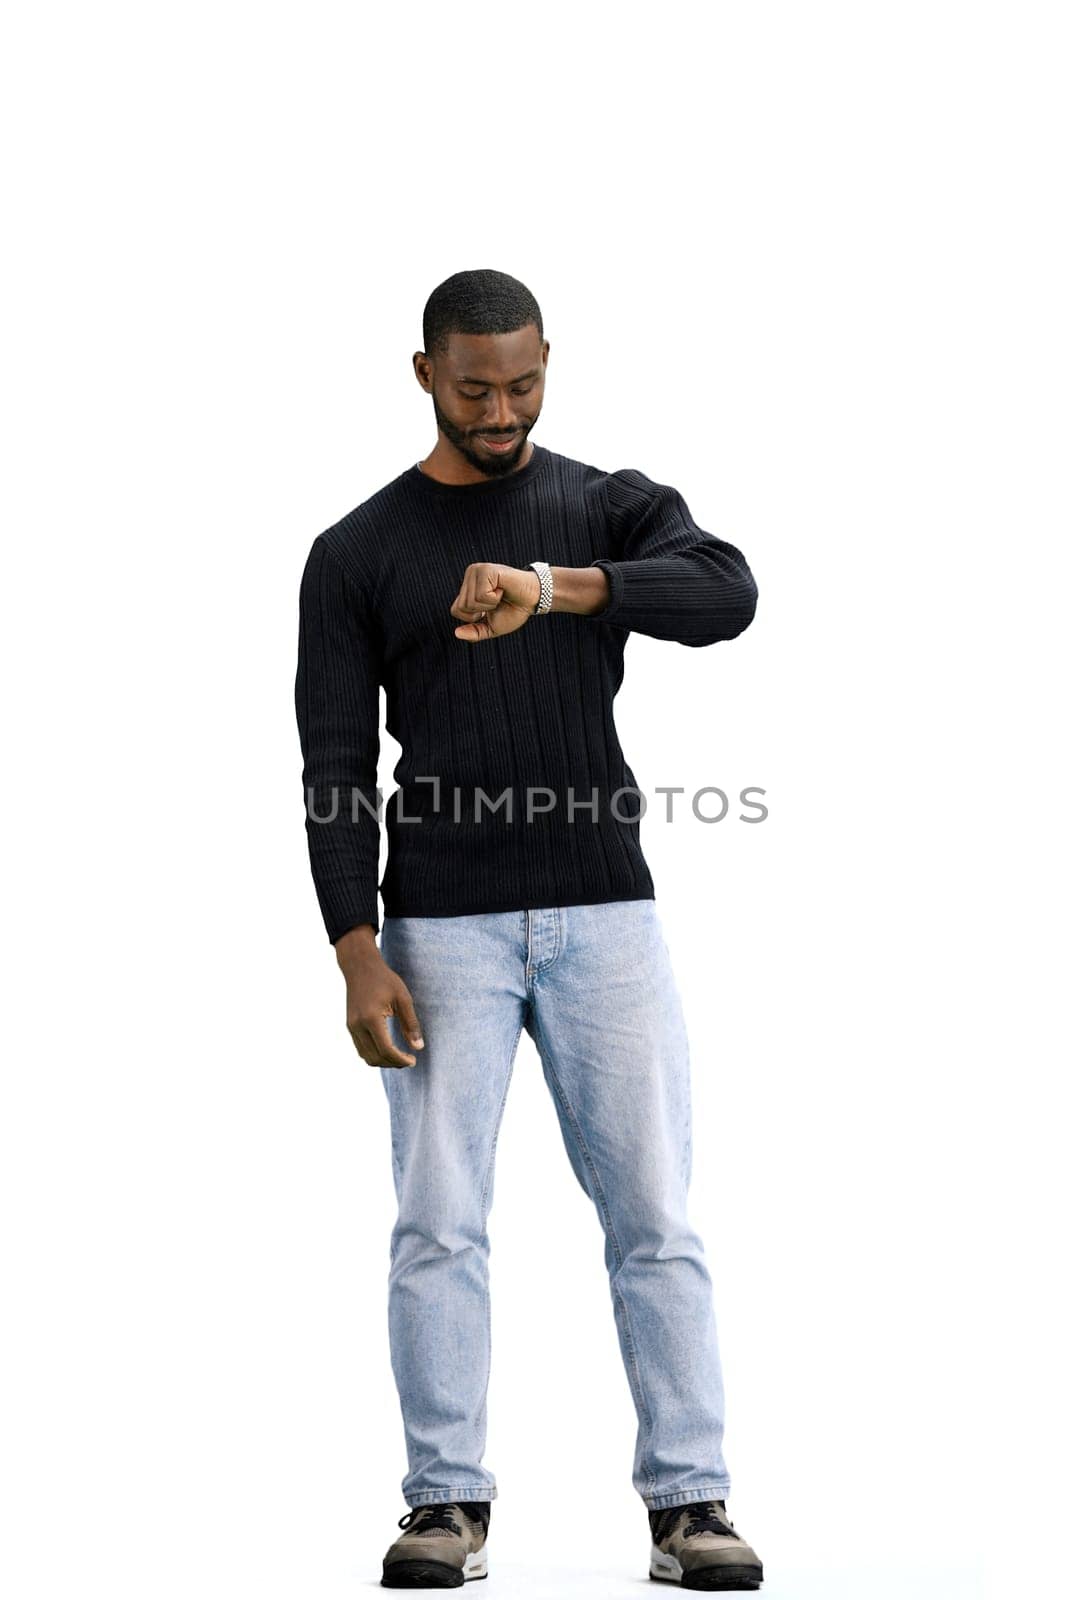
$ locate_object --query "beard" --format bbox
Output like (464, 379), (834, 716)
(431, 390), (538, 477)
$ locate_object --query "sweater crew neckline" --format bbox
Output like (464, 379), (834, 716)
(404, 442), (549, 497)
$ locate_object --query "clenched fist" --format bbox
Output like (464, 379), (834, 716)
(450, 562), (544, 642)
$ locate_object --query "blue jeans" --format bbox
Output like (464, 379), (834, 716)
(378, 899), (731, 1511)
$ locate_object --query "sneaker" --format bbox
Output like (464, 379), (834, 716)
(381, 1500), (491, 1587)
(648, 1500), (763, 1590)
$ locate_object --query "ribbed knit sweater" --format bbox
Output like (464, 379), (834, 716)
(294, 442), (757, 944)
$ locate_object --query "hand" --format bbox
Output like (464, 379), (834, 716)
(450, 562), (543, 643)
(337, 942), (426, 1068)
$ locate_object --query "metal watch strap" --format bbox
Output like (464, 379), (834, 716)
(527, 560), (553, 615)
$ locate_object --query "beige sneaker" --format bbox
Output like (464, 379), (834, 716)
(381, 1500), (490, 1587)
(648, 1500), (763, 1590)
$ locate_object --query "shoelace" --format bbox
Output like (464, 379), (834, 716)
(682, 1501), (736, 1538)
(398, 1497), (495, 1536)
(652, 1499), (737, 1543)
(397, 1503), (487, 1537)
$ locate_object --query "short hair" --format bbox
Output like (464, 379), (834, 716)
(422, 269), (543, 361)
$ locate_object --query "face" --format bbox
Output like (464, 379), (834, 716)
(413, 324), (549, 477)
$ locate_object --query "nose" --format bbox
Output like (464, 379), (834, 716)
(482, 394), (520, 433)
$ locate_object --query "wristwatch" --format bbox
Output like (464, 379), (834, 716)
(526, 560), (554, 615)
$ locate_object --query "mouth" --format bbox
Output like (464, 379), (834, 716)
(478, 432), (520, 453)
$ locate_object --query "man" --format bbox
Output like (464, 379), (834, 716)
(294, 269), (763, 1590)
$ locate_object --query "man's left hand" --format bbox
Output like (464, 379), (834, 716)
(451, 562), (544, 643)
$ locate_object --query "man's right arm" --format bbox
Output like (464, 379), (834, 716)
(295, 533), (426, 1070)
(294, 534), (384, 947)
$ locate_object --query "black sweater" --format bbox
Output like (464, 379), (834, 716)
(294, 443), (757, 944)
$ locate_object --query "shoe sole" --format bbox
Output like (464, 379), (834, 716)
(382, 1547), (488, 1587)
(650, 1545), (762, 1590)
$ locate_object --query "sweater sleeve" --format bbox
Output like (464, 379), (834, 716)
(591, 467), (758, 647)
(294, 534), (383, 943)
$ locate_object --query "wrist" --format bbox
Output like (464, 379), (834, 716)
(542, 565), (611, 617)
(335, 923), (379, 969)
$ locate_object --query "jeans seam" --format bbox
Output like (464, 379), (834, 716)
(524, 908), (565, 982)
(529, 1013), (658, 1498)
(479, 1017), (525, 1229)
(477, 1013), (525, 1459)
(406, 1488), (499, 1505)
(644, 1481), (731, 1510)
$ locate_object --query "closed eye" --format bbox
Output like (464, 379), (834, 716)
(459, 384), (535, 400)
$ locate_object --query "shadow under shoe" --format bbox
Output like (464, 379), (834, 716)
(648, 1500), (763, 1591)
(382, 1501), (491, 1588)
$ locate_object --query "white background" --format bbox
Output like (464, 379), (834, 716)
(2, 4), (1063, 1597)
